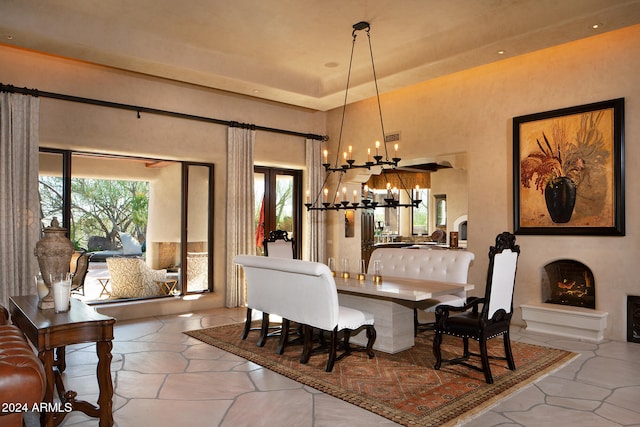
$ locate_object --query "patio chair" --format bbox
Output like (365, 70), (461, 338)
(70, 250), (90, 295)
(106, 257), (166, 298)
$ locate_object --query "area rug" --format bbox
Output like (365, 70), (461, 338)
(185, 323), (576, 426)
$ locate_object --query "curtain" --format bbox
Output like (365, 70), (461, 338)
(225, 125), (256, 307)
(0, 92), (40, 308)
(304, 138), (326, 263)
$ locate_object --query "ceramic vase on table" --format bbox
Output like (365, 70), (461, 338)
(34, 217), (75, 309)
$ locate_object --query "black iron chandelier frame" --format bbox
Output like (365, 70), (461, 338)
(305, 21), (422, 212)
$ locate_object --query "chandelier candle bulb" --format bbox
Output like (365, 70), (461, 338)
(342, 187), (347, 201)
(306, 190), (310, 204)
(375, 140), (380, 155)
(367, 148), (371, 162)
(394, 143), (399, 157)
(353, 190), (358, 202)
(324, 188), (329, 202)
(323, 149), (328, 164)
(348, 145), (353, 160)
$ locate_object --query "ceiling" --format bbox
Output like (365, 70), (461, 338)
(2, 0), (640, 111)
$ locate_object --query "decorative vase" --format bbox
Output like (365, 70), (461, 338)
(34, 217), (75, 309)
(545, 177), (577, 223)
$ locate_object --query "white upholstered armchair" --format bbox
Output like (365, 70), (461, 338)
(106, 257), (166, 298)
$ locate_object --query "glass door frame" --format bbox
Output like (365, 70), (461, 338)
(181, 162), (215, 293)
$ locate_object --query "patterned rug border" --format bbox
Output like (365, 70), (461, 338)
(185, 324), (577, 426)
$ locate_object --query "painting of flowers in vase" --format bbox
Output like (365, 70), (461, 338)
(513, 98), (624, 235)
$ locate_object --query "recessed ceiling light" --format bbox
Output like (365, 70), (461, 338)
(6, 35), (14, 40)
(592, 23), (602, 29)
(252, 89), (260, 94)
(324, 62), (339, 68)
(497, 50), (506, 55)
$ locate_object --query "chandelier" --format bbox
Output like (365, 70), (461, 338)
(305, 22), (421, 212)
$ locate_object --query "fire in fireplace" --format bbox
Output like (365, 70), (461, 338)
(541, 259), (595, 309)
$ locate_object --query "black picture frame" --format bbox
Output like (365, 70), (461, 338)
(513, 98), (624, 236)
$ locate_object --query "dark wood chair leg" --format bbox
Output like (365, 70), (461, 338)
(342, 329), (352, 355)
(433, 331), (443, 370)
(462, 337), (470, 358)
(413, 308), (419, 336)
(479, 338), (493, 384)
(300, 325), (313, 364)
(503, 332), (516, 370)
(277, 319), (290, 355)
(257, 313), (270, 347)
(365, 326), (376, 358)
(325, 328), (338, 372)
(241, 307), (252, 340)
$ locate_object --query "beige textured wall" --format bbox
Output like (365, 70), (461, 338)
(325, 25), (640, 340)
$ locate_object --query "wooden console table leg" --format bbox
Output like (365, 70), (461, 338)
(96, 340), (114, 427)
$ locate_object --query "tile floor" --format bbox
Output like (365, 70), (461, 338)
(45, 307), (640, 426)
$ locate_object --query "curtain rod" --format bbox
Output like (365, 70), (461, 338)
(0, 83), (328, 141)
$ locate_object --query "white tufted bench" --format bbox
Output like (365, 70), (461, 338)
(234, 255), (376, 372)
(368, 247), (475, 335)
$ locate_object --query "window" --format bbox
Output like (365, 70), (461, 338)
(372, 189), (399, 240)
(411, 188), (429, 235)
(254, 167), (301, 257)
(38, 149), (214, 302)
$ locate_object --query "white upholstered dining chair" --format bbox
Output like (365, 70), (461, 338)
(433, 232), (520, 384)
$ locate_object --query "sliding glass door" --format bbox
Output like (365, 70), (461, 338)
(38, 149), (215, 302)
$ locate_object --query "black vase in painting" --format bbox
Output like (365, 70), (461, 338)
(545, 177), (576, 223)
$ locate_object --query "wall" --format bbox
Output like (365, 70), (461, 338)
(325, 25), (640, 341)
(0, 44), (325, 312)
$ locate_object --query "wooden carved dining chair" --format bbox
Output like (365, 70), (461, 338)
(432, 232), (520, 384)
(241, 230), (297, 347)
(263, 230), (296, 258)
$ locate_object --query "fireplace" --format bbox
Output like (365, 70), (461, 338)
(521, 259), (607, 343)
(542, 259), (595, 309)
(628, 296), (640, 343)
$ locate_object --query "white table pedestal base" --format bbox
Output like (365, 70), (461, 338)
(338, 293), (414, 354)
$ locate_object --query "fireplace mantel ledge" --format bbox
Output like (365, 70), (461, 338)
(521, 302), (608, 343)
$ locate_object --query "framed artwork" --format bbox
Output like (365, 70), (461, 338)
(513, 98), (624, 235)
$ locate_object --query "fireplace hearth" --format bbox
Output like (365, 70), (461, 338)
(542, 259), (595, 309)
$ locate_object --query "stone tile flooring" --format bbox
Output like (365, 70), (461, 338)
(48, 307), (640, 426)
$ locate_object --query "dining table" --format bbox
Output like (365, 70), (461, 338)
(334, 274), (474, 354)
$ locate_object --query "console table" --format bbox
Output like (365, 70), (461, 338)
(9, 295), (115, 427)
